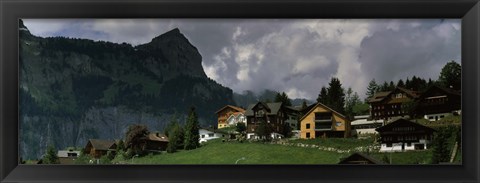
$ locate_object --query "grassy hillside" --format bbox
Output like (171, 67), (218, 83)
(128, 140), (345, 164)
(121, 139), (433, 165)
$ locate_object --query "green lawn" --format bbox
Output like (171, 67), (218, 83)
(288, 137), (376, 151)
(125, 139), (433, 165)
(129, 139), (347, 164)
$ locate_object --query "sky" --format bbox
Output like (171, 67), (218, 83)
(23, 19), (461, 101)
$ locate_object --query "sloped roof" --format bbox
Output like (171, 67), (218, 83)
(299, 102), (347, 122)
(145, 133), (169, 142)
(419, 85), (461, 99)
(375, 118), (435, 133)
(338, 152), (384, 164)
(245, 102), (283, 116)
(215, 105), (246, 114)
(368, 91), (391, 103)
(368, 87), (419, 103)
(87, 139), (116, 151)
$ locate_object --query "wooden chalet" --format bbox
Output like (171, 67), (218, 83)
(299, 102), (350, 139)
(338, 152), (384, 164)
(368, 87), (421, 121)
(140, 133), (169, 152)
(84, 139), (117, 159)
(375, 119), (435, 152)
(245, 102), (288, 139)
(415, 85), (461, 121)
(215, 105), (246, 129)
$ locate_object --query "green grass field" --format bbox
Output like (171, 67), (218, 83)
(129, 139), (346, 164)
(124, 139), (434, 165)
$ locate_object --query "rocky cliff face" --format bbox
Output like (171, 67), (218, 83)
(19, 20), (235, 159)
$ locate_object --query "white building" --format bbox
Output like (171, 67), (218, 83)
(350, 115), (383, 137)
(199, 128), (228, 143)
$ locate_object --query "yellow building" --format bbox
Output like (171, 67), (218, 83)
(300, 102), (350, 139)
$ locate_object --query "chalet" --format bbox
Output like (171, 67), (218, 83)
(57, 149), (81, 164)
(139, 133), (169, 152)
(225, 112), (247, 126)
(84, 139), (117, 159)
(368, 87), (421, 122)
(299, 102), (350, 139)
(375, 119), (435, 152)
(215, 105), (246, 129)
(199, 128), (229, 143)
(415, 85), (461, 121)
(245, 102), (288, 139)
(351, 115), (383, 137)
(338, 152), (384, 164)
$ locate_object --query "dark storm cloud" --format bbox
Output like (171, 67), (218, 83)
(358, 19), (461, 85)
(23, 19), (461, 100)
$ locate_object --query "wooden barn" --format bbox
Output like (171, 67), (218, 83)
(84, 139), (117, 159)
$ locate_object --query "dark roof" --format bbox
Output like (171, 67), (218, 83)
(299, 102), (348, 122)
(375, 118), (435, 133)
(338, 152), (384, 164)
(215, 105), (246, 114)
(368, 91), (391, 103)
(87, 139), (116, 151)
(368, 87), (419, 103)
(419, 85), (461, 99)
(245, 102), (283, 116)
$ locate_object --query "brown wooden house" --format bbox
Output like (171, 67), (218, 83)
(375, 119), (435, 152)
(415, 85), (461, 121)
(368, 87), (421, 121)
(84, 139), (117, 159)
(140, 133), (169, 152)
(215, 105), (246, 129)
(245, 102), (288, 139)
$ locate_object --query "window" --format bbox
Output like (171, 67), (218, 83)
(306, 124), (311, 129)
(208, 133), (214, 137)
(201, 135), (205, 138)
(306, 132), (310, 138)
(386, 143), (392, 147)
(336, 122), (342, 127)
(315, 112), (332, 121)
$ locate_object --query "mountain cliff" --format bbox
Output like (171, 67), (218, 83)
(19, 20), (235, 159)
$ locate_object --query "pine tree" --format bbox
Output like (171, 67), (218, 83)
(184, 107), (200, 150)
(43, 144), (59, 164)
(281, 92), (292, 106)
(301, 99), (308, 110)
(397, 79), (405, 88)
(317, 87), (328, 104)
(431, 128), (451, 164)
(326, 77), (345, 114)
(365, 79), (378, 101)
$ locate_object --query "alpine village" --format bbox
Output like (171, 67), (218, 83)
(19, 20), (462, 165)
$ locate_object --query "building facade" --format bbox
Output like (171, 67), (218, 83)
(245, 102), (287, 139)
(215, 105), (246, 129)
(375, 119), (435, 152)
(368, 87), (420, 121)
(415, 85), (461, 121)
(299, 102), (350, 139)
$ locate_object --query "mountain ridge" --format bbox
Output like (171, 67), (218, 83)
(19, 20), (235, 159)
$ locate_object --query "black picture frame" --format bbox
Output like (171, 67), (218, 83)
(1, 0), (479, 182)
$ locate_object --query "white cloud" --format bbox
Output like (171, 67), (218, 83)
(22, 19), (461, 101)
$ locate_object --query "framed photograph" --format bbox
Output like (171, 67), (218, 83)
(1, 0), (479, 182)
